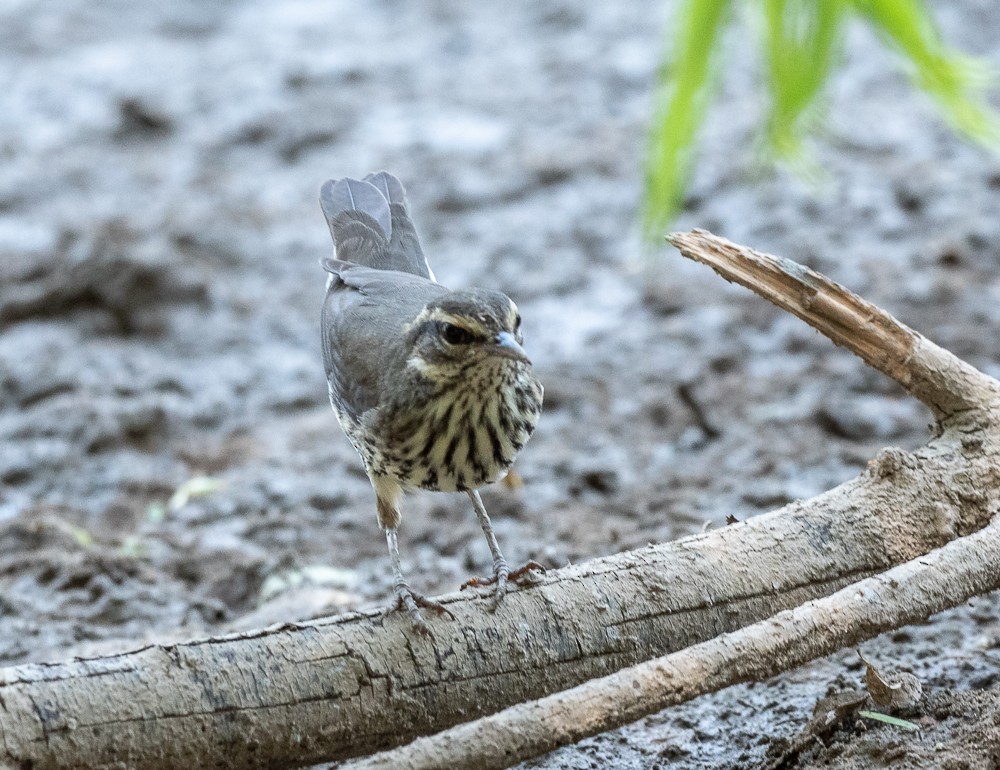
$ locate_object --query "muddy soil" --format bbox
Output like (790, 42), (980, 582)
(1, 1), (999, 768)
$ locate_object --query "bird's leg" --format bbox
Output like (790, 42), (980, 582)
(381, 527), (452, 633)
(461, 490), (545, 607)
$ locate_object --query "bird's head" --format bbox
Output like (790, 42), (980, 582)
(404, 289), (530, 382)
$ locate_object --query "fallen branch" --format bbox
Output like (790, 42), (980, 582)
(1, 482), (964, 770)
(666, 229), (1000, 419)
(344, 516), (1000, 770)
(1, 231), (998, 770)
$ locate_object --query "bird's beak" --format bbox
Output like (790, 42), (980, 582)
(494, 331), (531, 364)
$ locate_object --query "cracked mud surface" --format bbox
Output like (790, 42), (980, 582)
(2, 1), (999, 767)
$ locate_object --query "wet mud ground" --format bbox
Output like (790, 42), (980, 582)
(2, 1), (1000, 767)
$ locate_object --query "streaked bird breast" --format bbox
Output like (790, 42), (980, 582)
(368, 361), (542, 492)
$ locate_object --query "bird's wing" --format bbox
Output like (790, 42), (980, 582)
(319, 173), (433, 280)
(321, 261), (445, 425)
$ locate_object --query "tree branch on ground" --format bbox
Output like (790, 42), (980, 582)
(344, 516), (1000, 770)
(1, 231), (998, 770)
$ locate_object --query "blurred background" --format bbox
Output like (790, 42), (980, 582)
(1, 1), (999, 767)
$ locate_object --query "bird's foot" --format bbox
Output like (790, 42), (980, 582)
(381, 583), (453, 634)
(461, 560), (546, 609)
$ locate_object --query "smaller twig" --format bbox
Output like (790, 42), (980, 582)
(666, 230), (1000, 421)
(345, 518), (1000, 770)
(677, 381), (720, 440)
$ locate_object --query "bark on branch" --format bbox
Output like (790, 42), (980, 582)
(666, 229), (1000, 419)
(345, 516), (1000, 770)
(2, 231), (999, 770)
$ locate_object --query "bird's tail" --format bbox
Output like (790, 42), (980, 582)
(319, 172), (434, 280)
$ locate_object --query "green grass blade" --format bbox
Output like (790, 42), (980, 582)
(763, 0), (846, 159)
(643, 0), (733, 241)
(851, 0), (1000, 143)
(641, 0), (1000, 236)
(858, 710), (921, 731)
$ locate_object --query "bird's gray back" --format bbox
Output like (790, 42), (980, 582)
(321, 262), (447, 427)
(319, 172), (443, 426)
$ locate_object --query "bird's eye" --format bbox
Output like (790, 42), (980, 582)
(440, 322), (474, 345)
(514, 313), (522, 331)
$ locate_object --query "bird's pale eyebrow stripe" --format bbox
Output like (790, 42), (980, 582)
(408, 307), (472, 332)
(422, 308), (491, 336)
(415, 308), (471, 327)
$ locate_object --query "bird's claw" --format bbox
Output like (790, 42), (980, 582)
(381, 584), (454, 634)
(461, 559), (546, 608)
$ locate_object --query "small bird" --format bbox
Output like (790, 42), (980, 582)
(319, 172), (544, 628)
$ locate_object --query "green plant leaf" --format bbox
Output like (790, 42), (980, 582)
(643, 0), (733, 240)
(858, 709), (921, 731)
(762, 0), (846, 160)
(642, 0), (1000, 238)
(167, 475), (227, 513)
(70, 525), (94, 548)
(851, 0), (1000, 143)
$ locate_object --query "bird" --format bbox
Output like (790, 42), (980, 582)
(319, 171), (544, 629)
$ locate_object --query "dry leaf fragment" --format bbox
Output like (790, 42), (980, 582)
(858, 650), (923, 709)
